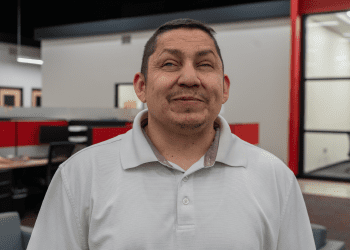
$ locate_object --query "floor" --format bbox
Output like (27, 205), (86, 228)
(20, 178), (350, 249)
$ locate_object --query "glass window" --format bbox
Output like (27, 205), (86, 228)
(302, 11), (350, 181)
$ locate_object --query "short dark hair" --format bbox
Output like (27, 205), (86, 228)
(141, 18), (224, 83)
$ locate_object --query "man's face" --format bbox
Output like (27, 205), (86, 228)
(134, 28), (230, 132)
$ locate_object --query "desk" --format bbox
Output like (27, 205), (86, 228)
(0, 159), (48, 170)
(0, 156), (68, 189)
(0, 156), (67, 170)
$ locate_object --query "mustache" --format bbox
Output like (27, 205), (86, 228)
(167, 91), (208, 102)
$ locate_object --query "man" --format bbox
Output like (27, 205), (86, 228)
(27, 18), (316, 249)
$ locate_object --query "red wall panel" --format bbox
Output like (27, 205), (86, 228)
(229, 124), (259, 145)
(92, 127), (132, 145)
(0, 121), (16, 147)
(17, 121), (68, 146)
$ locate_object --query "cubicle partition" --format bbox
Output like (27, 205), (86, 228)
(89, 125), (133, 145)
(87, 123), (259, 146)
(1, 119), (259, 158)
(0, 121), (16, 148)
(88, 123), (259, 146)
(0, 120), (68, 158)
(17, 121), (68, 147)
(229, 123), (259, 146)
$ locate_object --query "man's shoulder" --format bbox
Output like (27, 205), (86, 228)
(60, 133), (126, 171)
(233, 135), (291, 175)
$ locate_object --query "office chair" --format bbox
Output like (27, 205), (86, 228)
(46, 141), (76, 186)
(0, 169), (13, 213)
(0, 211), (33, 250)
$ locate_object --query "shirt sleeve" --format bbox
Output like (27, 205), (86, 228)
(276, 174), (316, 250)
(26, 165), (86, 250)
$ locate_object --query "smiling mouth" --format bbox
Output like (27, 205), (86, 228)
(173, 97), (203, 101)
(175, 99), (200, 101)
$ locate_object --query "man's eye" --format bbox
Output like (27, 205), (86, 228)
(200, 64), (211, 67)
(163, 62), (175, 67)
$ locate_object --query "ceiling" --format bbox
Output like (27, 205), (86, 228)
(0, 0), (283, 43)
(308, 11), (350, 39)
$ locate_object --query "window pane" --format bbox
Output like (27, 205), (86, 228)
(305, 80), (350, 131)
(304, 133), (349, 177)
(305, 12), (350, 78)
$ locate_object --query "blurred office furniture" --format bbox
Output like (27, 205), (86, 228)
(68, 119), (130, 145)
(0, 169), (13, 213)
(17, 141), (75, 212)
(16, 120), (68, 148)
(25, 141), (75, 191)
(312, 223), (346, 250)
(39, 125), (69, 144)
(0, 166), (28, 221)
(46, 141), (75, 186)
(0, 211), (32, 250)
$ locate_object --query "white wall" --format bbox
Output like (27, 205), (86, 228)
(41, 17), (291, 164)
(0, 43), (42, 107)
(214, 18), (291, 165)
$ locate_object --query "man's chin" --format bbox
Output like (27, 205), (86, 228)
(170, 117), (207, 131)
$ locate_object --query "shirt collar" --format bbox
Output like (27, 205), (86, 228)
(139, 112), (220, 168)
(120, 109), (247, 170)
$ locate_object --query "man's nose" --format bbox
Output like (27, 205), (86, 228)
(177, 63), (201, 87)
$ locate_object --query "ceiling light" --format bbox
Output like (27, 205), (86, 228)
(17, 57), (43, 65)
(17, 0), (43, 65)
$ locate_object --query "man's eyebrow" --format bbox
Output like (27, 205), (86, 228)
(159, 49), (216, 58)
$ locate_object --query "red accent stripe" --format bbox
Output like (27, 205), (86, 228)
(229, 124), (259, 145)
(92, 127), (132, 144)
(0, 122), (16, 147)
(289, 0), (301, 175)
(17, 121), (68, 146)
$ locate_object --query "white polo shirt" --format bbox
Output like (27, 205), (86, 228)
(27, 109), (316, 250)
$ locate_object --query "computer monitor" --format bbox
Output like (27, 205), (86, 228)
(39, 126), (69, 144)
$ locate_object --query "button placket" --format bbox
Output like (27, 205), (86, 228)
(177, 173), (195, 228)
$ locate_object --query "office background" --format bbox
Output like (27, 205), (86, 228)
(1, 0), (350, 249)
(0, 17), (291, 167)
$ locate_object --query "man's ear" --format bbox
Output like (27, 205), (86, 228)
(222, 74), (230, 104)
(133, 72), (147, 103)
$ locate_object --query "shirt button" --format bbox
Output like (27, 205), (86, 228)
(183, 176), (189, 182)
(183, 197), (190, 205)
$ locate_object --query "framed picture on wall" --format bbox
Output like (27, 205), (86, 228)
(32, 88), (42, 107)
(0, 87), (23, 107)
(115, 83), (143, 109)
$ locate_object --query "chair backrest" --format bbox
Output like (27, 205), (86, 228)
(48, 141), (76, 166)
(0, 211), (23, 250)
(0, 169), (13, 213)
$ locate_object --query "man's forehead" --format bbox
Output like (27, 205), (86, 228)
(154, 30), (217, 57)
(156, 29), (215, 49)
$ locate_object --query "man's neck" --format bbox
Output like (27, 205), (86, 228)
(144, 119), (216, 162)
